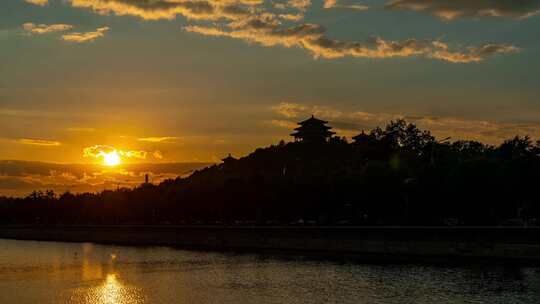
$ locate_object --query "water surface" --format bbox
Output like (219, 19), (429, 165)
(0, 239), (539, 304)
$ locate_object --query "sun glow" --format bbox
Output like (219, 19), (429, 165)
(101, 150), (121, 167)
(83, 145), (150, 167)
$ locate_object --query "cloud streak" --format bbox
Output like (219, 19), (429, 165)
(138, 137), (179, 143)
(23, 23), (74, 34)
(62, 0), (519, 62)
(385, 0), (540, 20)
(24, 0), (48, 6)
(429, 42), (519, 63)
(186, 22), (518, 62)
(62, 26), (109, 43)
(67, 127), (96, 132)
(17, 139), (61, 146)
(68, 0), (265, 21)
(323, 0), (369, 11)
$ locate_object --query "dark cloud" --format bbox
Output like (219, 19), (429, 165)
(0, 161), (211, 197)
(68, 0), (260, 21)
(386, 0), (540, 20)
(186, 15), (518, 62)
(67, 0), (519, 63)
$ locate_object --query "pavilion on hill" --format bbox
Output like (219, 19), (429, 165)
(290, 115), (336, 143)
(221, 153), (237, 165)
(352, 130), (372, 144)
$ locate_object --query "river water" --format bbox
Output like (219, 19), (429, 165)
(1, 239), (539, 304)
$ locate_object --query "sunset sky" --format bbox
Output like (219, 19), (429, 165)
(1, 0), (540, 195)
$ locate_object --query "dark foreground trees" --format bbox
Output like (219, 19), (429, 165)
(1, 120), (540, 226)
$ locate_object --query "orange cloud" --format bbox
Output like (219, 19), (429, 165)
(270, 119), (297, 129)
(17, 138), (61, 146)
(65, 0), (519, 63)
(271, 102), (308, 118)
(386, 0), (540, 20)
(68, 0), (262, 21)
(138, 137), (179, 143)
(22, 23), (74, 34)
(83, 145), (147, 160)
(62, 26), (109, 43)
(287, 0), (312, 11)
(24, 0), (48, 6)
(323, 0), (369, 11)
(186, 21), (518, 62)
(67, 127), (96, 132)
(152, 151), (164, 159)
(430, 43), (519, 63)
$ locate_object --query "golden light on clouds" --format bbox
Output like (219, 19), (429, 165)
(83, 145), (147, 166)
(22, 23), (73, 34)
(53, 0), (520, 62)
(323, 0), (369, 10)
(24, 0), (48, 6)
(67, 0), (265, 21)
(18, 0), (525, 63)
(138, 137), (179, 143)
(67, 127), (96, 132)
(152, 151), (163, 159)
(18, 138), (61, 146)
(102, 150), (121, 167)
(385, 0), (540, 20)
(184, 23), (518, 62)
(62, 26), (109, 43)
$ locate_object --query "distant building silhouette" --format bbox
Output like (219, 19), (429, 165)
(291, 115), (335, 143)
(222, 153), (237, 164)
(352, 130), (371, 144)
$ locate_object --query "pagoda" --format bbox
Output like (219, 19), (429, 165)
(290, 115), (335, 143)
(352, 130), (372, 144)
(221, 153), (237, 164)
(221, 153), (237, 163)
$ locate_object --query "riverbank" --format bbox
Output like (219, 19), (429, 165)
(1, 225), (540, 264)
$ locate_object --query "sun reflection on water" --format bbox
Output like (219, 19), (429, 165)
(98, 274), (126, 304)
(71, 273), (144, 304)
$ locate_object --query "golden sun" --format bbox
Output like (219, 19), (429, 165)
(101, 150), (121, 167)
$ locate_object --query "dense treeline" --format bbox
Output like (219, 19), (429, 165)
(1, 119), (540, 226)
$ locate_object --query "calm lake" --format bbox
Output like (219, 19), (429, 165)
(1, 239), (539, 304)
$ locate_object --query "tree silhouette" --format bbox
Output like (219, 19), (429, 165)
(0, 120), (539, 227)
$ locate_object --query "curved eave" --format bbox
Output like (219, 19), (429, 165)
(298, 117), (329, 125)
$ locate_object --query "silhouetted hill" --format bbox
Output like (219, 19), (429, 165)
(1, 120), (540, 226)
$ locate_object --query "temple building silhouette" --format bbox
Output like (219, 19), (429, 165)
(291, 115), (336, 143)
(352, 130), (371, 144)
(221, 153), (237, 164)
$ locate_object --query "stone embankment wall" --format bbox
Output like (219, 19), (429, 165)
(1, 226), (539, 262)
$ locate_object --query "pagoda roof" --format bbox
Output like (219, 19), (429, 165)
(298, 115), (329, 125)
(352, 130), (370, 141)
(293, 124), (333, 131)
